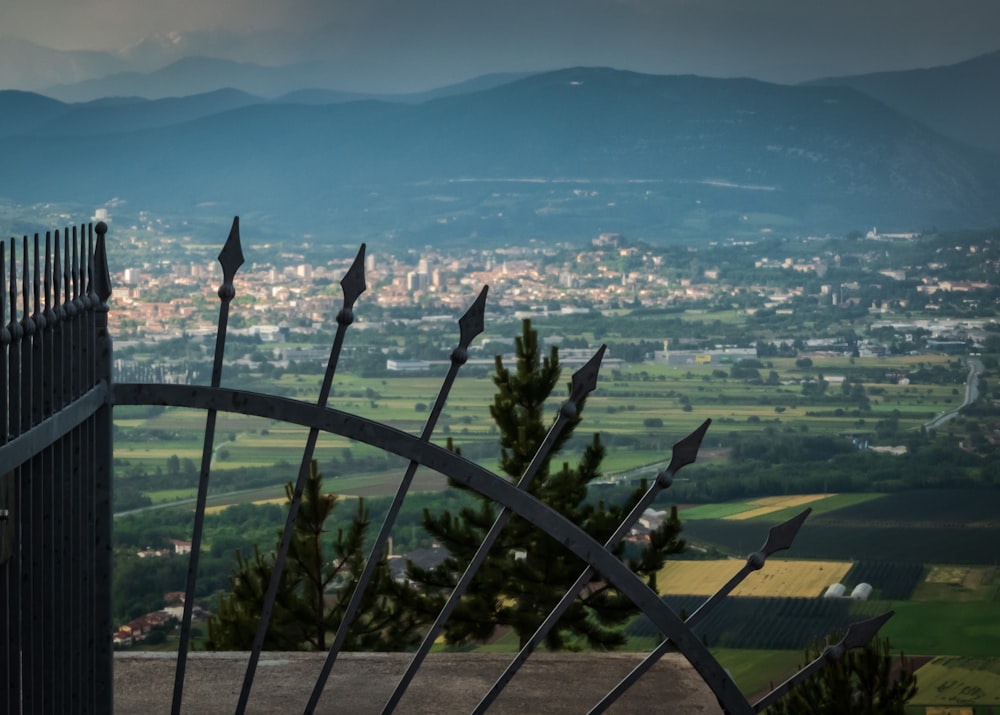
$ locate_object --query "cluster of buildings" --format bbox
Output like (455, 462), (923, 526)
(102, 220), (997, 357)
(115, 540), (197, 648)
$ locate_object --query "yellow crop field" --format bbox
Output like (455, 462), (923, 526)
(204, 496), (287, 515)
(655, 559), (852, 598)
(725, 494), (833, 521)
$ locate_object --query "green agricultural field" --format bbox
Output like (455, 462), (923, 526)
(883, 601), (1000, 657)
(912, 656), (1000, 711)
(111, 351), (970, 511)
(759, 493), (883, 522)
(145, 488), (199, 504)
(680, 494), (874, 523)
(680, 502), (757, 520)
(711, 649), (804, 699)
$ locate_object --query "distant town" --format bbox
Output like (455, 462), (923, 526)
(102, 209), (998, 375)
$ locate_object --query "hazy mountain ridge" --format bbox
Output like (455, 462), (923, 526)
(0, 67), (997, 245)
(42, 56), (347, 103)
(807, 50), (1000, 155)
(0, 38), (128, 92)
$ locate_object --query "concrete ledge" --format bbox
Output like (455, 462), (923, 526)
(115, 651), (724, 714)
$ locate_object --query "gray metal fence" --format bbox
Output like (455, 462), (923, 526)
(0, 223), (114, 714)
(2, 217), (891, 714)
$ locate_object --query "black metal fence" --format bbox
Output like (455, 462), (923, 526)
(0, 224), (114, 714)
(2, 218), (890, 714)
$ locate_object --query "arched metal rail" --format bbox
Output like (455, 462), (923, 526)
(2, 217), (892, 714)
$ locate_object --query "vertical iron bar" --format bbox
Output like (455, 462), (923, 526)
(52, 229), (69, 715)
(22, 236), (33, 431)
(0, 239), (16, 712)
(236, 243), (367, 715)
(43, 231), (64, 715)
(171, 218), (243, 715)
(7, 238), (28, 708)
(68, 226), (84, 710)
(304, 286), (489, 714)
(20, 235), (38, 713)
(29, 233), (52, 713)
(8, 239), (20, 439)
(380, 346), (606, 715)
(0, 243), (7, 715)
(472, 419), (711, 715)
(86, 223), (99, 713)
(0, 240), (6, 442)
(92, 222), (114, 714)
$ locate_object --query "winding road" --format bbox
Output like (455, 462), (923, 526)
(924, 358), (983, 431)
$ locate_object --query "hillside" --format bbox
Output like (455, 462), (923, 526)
(1, 68), (998, 246)
(807, 50), (1000, 156)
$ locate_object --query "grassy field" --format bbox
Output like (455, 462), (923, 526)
(760, 492), (884, 522)
(679, 493), (883, 522)
(883, 601), (1000, 657)
(112, 352), (967, 496)
(911, 657), (1000, 711)
(711, 648), (804, 699)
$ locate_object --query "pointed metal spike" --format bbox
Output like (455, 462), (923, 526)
(217, 217), (245, 284)
(761, 507), (812, 556)
(339, 243), (367, 311)
(839, 611), (894, 652)
(457, 285), (489, 349)
(94, 222), (112, 303)
(665, 418), (712, 475)
(568, 344), (606, 404)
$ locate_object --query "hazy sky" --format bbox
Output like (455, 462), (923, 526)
(5, 0), (1000, 87)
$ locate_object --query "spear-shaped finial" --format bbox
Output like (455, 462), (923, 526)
(453, 285), (488, 364)
(563, 344), (605, 417)
(337, 243), (367, 326)
(94, 223), (112, 305)
(217, 217), (244, 300)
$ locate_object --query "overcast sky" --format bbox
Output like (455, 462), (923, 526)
(4, 0), (999, 88)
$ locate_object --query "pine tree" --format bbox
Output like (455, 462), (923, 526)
(766, 634), (917, 715)
(206, 461), (422, 651)
(409, 318), (685, 650)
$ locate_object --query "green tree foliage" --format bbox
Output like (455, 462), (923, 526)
(410, 319), (685, 650)
(766, 634), (917, 715)
(206, 461), (422, 651)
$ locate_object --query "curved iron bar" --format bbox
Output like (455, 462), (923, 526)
(303, 286), (488, 714)
(172, 218), (244, 715)
(471, 418), (711, 715)
(235, 243), (367, 714)
(112, 381), (752, 715)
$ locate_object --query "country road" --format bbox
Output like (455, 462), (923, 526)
(924, 358), (983, 431)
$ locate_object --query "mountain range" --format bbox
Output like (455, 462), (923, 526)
(0, 55), (997, 246)
(809, 50), (1000, 156)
